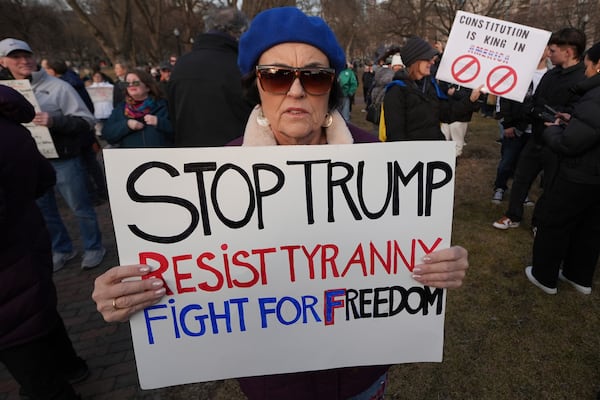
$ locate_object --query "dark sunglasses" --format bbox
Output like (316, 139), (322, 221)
(125, 80), (142, 87)
(256, 65), (335, 95)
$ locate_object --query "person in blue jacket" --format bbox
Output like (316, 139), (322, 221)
(102, 69), (173, 147)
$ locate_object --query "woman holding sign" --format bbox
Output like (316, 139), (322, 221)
(380, 36), (481, 143)
(92, 7), (470, 399)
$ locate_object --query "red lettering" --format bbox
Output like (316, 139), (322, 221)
(418, 237), (442, 255)
(139, 252), (174, 295)
(394, 239), (415, 272)
(221, 244), (234, 289)
(321, 244), (340, 278)
(196, 252), (223, 292)
(231, 250), (259, 288)
(370, 240), (392, 274)
(341, 243), (367, 277)
(302, 245), (321, 279)
(173, 254), (195, 294)
(251, 247), (276, 285)
(280, 245), (301, 282)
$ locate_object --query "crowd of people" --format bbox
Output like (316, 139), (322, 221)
(1, 4), (598, 400)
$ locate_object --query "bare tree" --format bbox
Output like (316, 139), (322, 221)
(241, 0), (295, 20)
(1, 0), (597, 69)
(64, 0), (134, 63)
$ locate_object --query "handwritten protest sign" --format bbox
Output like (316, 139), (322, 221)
(1, 80), (58, 158)
(436, 11), (551, 102)
(104, 142), (456, 389)
(86, 85), (113, 104)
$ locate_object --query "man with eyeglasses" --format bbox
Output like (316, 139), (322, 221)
(0, 38), (106, 271)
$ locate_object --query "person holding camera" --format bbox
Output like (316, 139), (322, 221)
(492, 28), (587, 231)
(102, 69), (173, 148)
(526, 40), (600, 295)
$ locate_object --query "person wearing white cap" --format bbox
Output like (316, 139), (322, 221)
(0, 38), (106, 271)
(390, 54), (404, 71)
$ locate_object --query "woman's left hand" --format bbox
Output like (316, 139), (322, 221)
(144, 114), (158, 126)
(411, 245), (469, 288)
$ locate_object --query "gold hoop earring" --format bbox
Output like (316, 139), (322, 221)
(256, 108), (270, 127)
(322, 113), (333, 128)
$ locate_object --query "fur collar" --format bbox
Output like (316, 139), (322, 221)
(242, 105), (354, 146)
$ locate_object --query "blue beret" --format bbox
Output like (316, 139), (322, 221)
(238, 7), (346, 76)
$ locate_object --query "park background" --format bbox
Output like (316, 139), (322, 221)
(1, 0), (599, 398)
(0, 0), (597, 69)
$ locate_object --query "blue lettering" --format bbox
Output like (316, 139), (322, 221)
(324, 289), (345, 325)
(144, 304), (168, 345)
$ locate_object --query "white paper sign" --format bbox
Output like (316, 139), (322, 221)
(104, 142), (456, 389)
(436, 11), (551, 102)
(86, 85), (113, 103)
(0, 80), (58, 158)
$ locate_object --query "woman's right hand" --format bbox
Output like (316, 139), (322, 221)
(92, 265), (166, 322)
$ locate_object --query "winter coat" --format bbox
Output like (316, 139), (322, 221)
(369, 67), (394, 109)
(383, 70), (476, 141)
(0, 85), (59, 350)
(531, 62), (586, 144)
(438, 82), (479, 123)
(102, 97), (174, 148)
(338, 67), (358, 97)
(543, 73), (600, 184)
(167, 32), (254, 147)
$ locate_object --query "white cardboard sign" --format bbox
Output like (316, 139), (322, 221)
(103, 142), (456, 389)
(1, 80), (59, 158)
(436, 11), (551, 102)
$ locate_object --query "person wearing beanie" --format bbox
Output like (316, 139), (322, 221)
(381, 36), (481, 142)
(91, 7), (470, 399)
(525, 40), (600, 295)
(390, 54), (404, 71)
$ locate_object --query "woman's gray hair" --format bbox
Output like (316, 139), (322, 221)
(204, 7), (248, 38)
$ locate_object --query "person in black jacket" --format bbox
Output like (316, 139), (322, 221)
(167, 6), (254, 147)
(43, 58), (109, 206)
(382, 36), (480, 142)
(525, 41), (600, 295)
(493, 28), (587, 231)
(491, 48), (550, 204)
(0, 84), (88, 400)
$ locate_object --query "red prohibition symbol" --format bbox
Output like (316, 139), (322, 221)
(451, 55), (480, 83)
(486, 65), (518, 95)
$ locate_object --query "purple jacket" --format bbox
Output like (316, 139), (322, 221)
(0, 85), (59, 350)
(229, 124), (389, 399)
